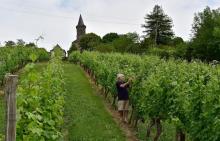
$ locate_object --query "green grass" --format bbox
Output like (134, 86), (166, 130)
(63, 63), (126, 141)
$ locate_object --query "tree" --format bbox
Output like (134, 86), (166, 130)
(79, 33), (101, 50)
(5, 41), (16, 47)
(126, 32), (140, 43)
(170, 37), (184, 46)
(140, 38), (154, 52)
(112, 35), (134, 53)
(102, 33), (119, 43)
(17, 39), (25, 47)
(191, 7), (220, 61)
(142, 5), (174, 45)
(95, 43), (115, 53)
(68, 42), (78, 56)
(25, 42), (36, 48)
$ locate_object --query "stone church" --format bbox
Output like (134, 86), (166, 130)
(76, 14), (86, 42)
(68, 15), (86, 55)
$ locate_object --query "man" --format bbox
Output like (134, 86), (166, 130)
(116, 73), (132, 123)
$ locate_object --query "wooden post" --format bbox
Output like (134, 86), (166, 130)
(5, 75), (18, 141)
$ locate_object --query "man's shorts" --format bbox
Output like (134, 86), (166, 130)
(118, 100), (129, 111)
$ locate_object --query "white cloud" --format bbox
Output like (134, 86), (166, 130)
(0, 0), (219, 51)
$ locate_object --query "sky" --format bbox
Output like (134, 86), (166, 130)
(0, 0), (219, 51)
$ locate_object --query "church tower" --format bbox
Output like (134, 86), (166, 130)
(76, 14), (86, 41)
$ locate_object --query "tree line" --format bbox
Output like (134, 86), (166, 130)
(68, 5), (220, 62)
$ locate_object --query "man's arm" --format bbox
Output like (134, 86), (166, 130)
(120, 79), (132, 88)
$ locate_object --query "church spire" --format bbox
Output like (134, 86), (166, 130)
(76, 14), (86, 41)
(77, 14), (85, 26)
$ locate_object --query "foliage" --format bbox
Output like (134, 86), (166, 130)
(67, 42), (78, 56)
(0, 134), (4, 141)
(112, 35), (135, 53)
(170, 37), (184, 46)
(69, 51), (220, 141)
(79, 33), (101, 51)
(16, 52), (65, 141)
(0, 46), (49, 85)
(25, 42), (37, 48)
(5, 41), (16, 47)
(191, 7), (220, 61)
(146, 46), (176, 59)
(174, 43), (193, 61)
(102, 33), (119, 43)
(96, 33), (141, 54)
(95, 43), (115, 53)
(139, 38), (154, 52)
(0, 45), (49, 141)
(126, 32), (140, 43)
(17, 39), (26, 47)
(142, 5), (174, 45)
(141, 42), (194, 61)
(50, 44), (66, 59)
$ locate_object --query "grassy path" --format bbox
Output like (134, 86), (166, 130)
(63, 63), (126, 141)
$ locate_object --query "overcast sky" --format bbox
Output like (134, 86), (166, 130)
(0, 0), (219, 51)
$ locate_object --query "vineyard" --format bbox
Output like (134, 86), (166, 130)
(0, 46), (49, 140)
(69, 51), (220, 141)
(16, 52), (65, 140)
(0, 47), (126, 141)
(0, 1), (219, 140)
(0, 46), (220, 141)
(0, 46), (49, 84)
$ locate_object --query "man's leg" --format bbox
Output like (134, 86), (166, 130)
(123, 100), (129, 123)
(118, 101), (124, 121)
(124, 110), (128, 123)
(119, 111), (123, 118)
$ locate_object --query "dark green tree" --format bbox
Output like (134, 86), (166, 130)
(5, 40), (16, 47)
(25, 42), (36, 48)
(170, 37), (184, 46)
(95, 43), (115, 53)
(68, 42), (78, 56)
(142, 5), (174, 45)
(17, 39), (25, 47)
(79, 33), (101, 51)
(191, 7), (220, 61)
(140, 38), (154, 52)
(102, 33), (119, 43)
(126, 32), (140, 43)
(112, 35), (134, 53)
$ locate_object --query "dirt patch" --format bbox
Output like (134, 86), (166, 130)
(83, 70), (139, 141)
